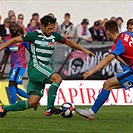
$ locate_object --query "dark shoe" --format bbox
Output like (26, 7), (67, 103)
(0, 106), (6, 118)
(44, 107), (62, 116)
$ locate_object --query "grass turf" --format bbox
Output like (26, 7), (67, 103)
(0, 105), (132, 133)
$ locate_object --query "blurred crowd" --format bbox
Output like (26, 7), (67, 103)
(0, 10), (125, 43)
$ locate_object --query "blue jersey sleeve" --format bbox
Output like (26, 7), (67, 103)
(22, 42), (30, 50)
(111, 37), (125, 56)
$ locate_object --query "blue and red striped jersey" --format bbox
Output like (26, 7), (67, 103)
(4, 35), (29, 68)
(111, 31), (133, 70)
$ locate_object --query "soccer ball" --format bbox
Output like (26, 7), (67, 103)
(60, 102), (75, 118)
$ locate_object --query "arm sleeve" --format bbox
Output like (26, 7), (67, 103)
(111, 37), (125, 56)
(21, 32), (37, 43)
(53, 32), (67, 43)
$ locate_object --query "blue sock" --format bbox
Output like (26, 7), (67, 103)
(16, 88), (29, 99)
(91, 88), (110, 113)
(9, 86), (17, 104)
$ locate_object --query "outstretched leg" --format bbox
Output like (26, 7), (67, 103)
(0, 95), (41, 118)
(76, 77), (121, 120)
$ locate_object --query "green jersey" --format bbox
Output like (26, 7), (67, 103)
(22, 30), (66, 67)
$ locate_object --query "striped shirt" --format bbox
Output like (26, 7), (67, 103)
(21, 30), (66, 68)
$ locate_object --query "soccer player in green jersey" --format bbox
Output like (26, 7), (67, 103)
(0, 15), (94, 117)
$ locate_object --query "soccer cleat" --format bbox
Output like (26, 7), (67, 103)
(75, 108), (95, 120)
(44, 107), (62, 116)
(0, 106), (7, 118)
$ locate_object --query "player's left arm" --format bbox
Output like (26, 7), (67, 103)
(65, 39), (95, 56)
(83, 54), (115, 79)
(0, 36), (23, 51)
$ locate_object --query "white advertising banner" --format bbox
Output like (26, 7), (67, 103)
(40, 80), (133, 106)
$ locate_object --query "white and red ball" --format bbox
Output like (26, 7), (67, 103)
(60, 102), (75, 118)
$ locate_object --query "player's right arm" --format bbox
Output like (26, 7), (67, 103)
(54, 32), (95, 56)
(0, 36), (23, 51)
(83, 53), (115, 79)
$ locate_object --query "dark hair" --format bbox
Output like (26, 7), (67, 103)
(105, 20), (118, 33)
(10, 15), (16, 19)
(18, 14), (24, 18)
(127, 19), (133, 27)
(9, 22), (19, 29)
(40, 15), (56, 27)
(116, 17), (124, 22)
(32, 13), (39, 17)
(65, 13), (70, 17)
(30, 18), (36, 23)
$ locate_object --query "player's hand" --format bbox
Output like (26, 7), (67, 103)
(82, 48), (95, 57)
(83, 70), (94, 79)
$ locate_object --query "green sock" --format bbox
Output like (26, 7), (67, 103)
(46, 82), (59, 110)
(3, 100), (29, 112)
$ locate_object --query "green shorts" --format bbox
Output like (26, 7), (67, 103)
(27, 64), (55, 97)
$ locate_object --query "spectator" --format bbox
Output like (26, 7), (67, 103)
(10, 15), (16, 22)
(110, 16), (116, 21)
(116, 17), (124, 33)
(89, 20), (108, 41)
(8, 10), (15, 19)
(98, 19), (103, 27)
(18, 14), (24, 19)
(75, 18), (92, 43)
(26, 18), (38, 32)
(48, 13), (59, 32)
(0, 18), (10, 42)
(101, 18), (108, 29)
(59, 13), (75, 40)
(27, 13), (40, 30)
(17, 14), (26, 34)
(32, 13), (41, 29)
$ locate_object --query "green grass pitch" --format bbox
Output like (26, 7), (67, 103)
(0, 105), (132, 133)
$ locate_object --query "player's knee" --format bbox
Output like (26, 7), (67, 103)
(28, 100), (38, 108)
(9, 81), (17, 87)
(103, 80), (110, 90)
(56, 75), (62, 84)
(50, 73), (62, 84)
